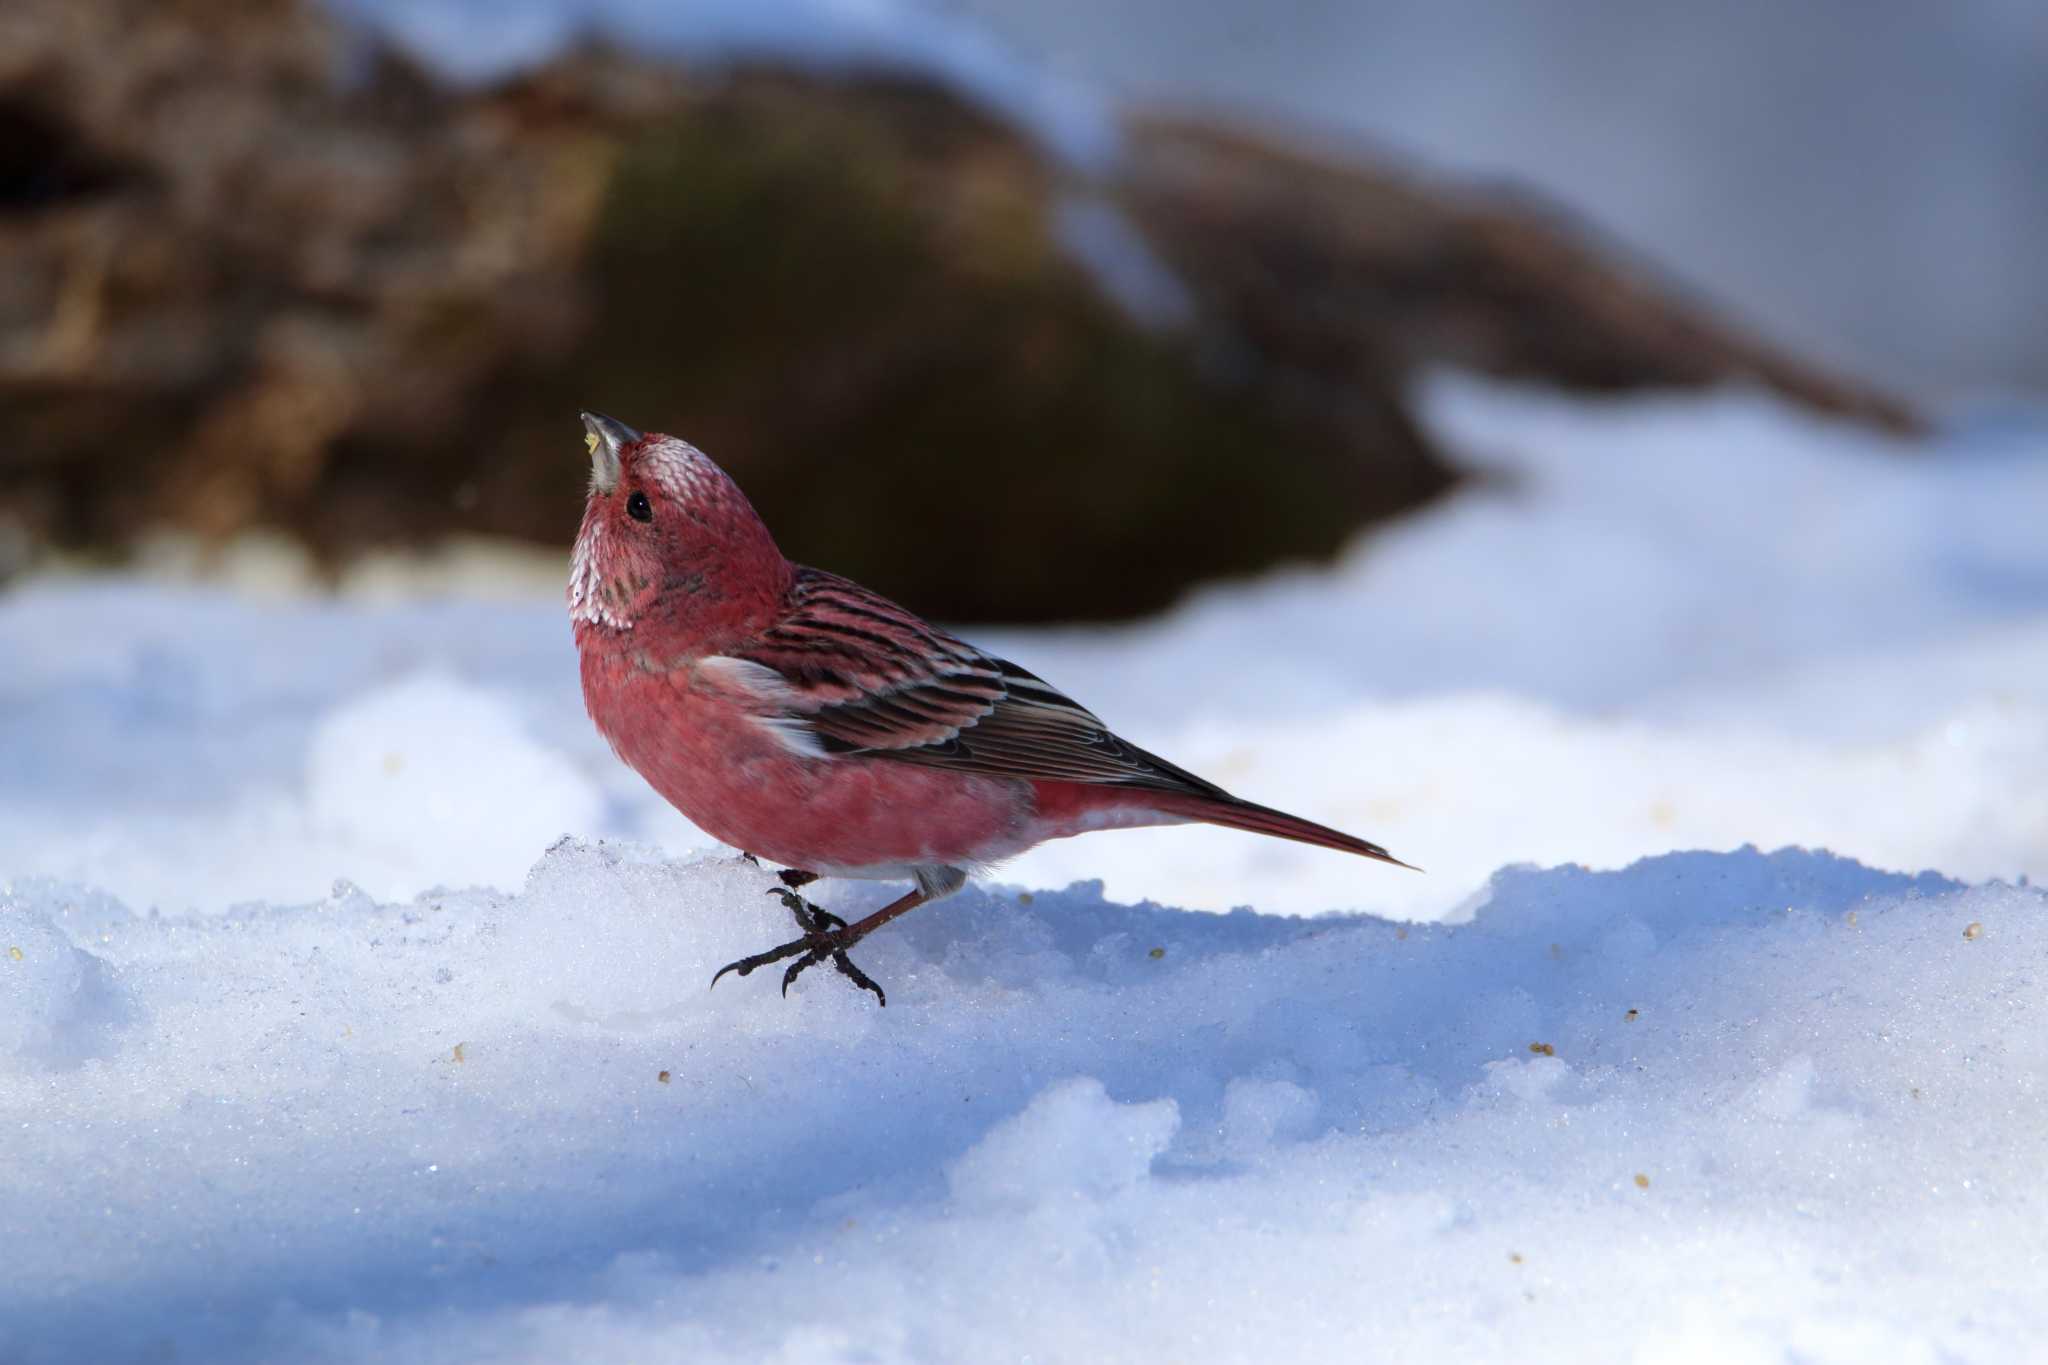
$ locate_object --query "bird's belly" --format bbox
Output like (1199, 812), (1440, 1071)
(583, 654), (1034, 875)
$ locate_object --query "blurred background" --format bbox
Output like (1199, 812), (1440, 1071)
(943, 0), (2048, 401)
(15, 0), (2034, 617)
(11, 6), (2048, 1351)
(2, 0), (2044, 919)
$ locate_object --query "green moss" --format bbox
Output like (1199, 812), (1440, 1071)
(477, 76), (1448, 622)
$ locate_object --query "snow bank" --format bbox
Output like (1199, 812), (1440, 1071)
(305, 672), (606, 897)
(4, 377), (2045, 1359)
(2, 844), (2039, 1361)
(992, 378), (2048, 912)
(334, 0), (1115, 168)
(4, 380), (2042, 920)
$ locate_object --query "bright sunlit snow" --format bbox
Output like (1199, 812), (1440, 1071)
(3, 377), (2046, 1361)
(5, 378), (2043, 920)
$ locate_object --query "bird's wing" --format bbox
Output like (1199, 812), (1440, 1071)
(716, 567), (1230, 797)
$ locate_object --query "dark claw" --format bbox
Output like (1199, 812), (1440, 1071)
(709, 937), (813, 989)
(768, 885), (847, 933)
(771, 942), (886, 1006)
(708, 885), (887, 1006)
(779, 952), (820, 997)
(827, 948), (886, 1006)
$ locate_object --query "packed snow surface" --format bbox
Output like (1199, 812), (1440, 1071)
(5, 846), (2042, 1362)
(2, 378), (2046, 1360)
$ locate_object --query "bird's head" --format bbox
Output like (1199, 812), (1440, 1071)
(568, 411), (790, 641)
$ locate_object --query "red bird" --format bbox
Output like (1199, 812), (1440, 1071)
(571, 412), (1412, 1005)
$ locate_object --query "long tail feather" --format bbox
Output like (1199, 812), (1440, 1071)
(1165, 794), (1420, 870)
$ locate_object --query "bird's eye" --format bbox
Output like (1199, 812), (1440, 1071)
(627, 490), (653, 523)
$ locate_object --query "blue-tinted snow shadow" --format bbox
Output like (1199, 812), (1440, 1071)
(2, 847), (1968, 1363)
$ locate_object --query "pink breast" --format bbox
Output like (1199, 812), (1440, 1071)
(581, 649), (1036, 875)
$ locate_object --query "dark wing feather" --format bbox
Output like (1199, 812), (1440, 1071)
(735, 568), (1006, 752)
(733, 568), (1229, 799)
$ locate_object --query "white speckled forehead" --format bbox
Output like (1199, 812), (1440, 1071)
(633, 436), (721, 502)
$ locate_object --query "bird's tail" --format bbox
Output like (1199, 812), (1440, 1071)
(1160, 793), (1419, 871)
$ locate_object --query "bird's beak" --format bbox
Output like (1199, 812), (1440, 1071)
(579, 410), (640, 495)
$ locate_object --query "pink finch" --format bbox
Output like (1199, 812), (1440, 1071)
(571, 411), (1413, 1005)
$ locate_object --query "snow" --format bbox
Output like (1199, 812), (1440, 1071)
(333, 0), (1117, 169)
(6, 378), (2042, 920)
(305, 673), (606, 897)
(5, 847), (2042, 1361)
(3, 377), (2047, 1359)
(1051, 193), (1198, 328)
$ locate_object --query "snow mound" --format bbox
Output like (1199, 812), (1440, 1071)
(0, 895), (132, 1072)
(7, 385), (2048, 921)
(6, 381), (2047, 922)
(335, 0), (1115, 168)
(306, 672), (605, 900)
(1, 843), (2040, 1361)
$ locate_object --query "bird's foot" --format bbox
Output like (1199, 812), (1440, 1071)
(710, 886), (887, 1006)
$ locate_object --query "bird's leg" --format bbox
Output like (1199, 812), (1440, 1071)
(765, 867), (842, 929)
(737, 857), (826, 913)
(710, 884), (934, 1008)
